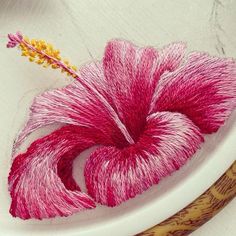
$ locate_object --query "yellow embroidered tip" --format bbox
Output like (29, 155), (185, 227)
(7, 32), (78, 79)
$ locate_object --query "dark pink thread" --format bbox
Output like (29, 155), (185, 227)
(8, 39), (236, 219)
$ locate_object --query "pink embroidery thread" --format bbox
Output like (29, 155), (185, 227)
(6, 32), (236, 220)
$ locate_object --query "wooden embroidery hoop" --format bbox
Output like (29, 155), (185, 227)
(138, 161), (236, 236)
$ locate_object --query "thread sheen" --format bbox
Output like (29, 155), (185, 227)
(8, 39), (236, 220)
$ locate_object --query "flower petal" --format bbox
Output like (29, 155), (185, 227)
(14, 41), (187, 153)
(14, 64), (128, 154)
(150, 52), (236, 133)
(9, 125), (99, 219)
(84, 112), (203, 206)
(156, 42), (186, 75)
(103, 40), (159, 141)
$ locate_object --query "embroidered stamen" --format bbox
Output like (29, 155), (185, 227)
(7, 32), (78, 78)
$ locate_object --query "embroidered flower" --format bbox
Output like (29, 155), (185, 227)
(7, 33), (236, 219)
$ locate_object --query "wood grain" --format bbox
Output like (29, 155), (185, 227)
(138, 161), (236, 236)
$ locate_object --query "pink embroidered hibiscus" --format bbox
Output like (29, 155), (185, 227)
(8, 39), (236, 219)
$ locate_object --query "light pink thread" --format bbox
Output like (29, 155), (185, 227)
(7, 37), (236, 220)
